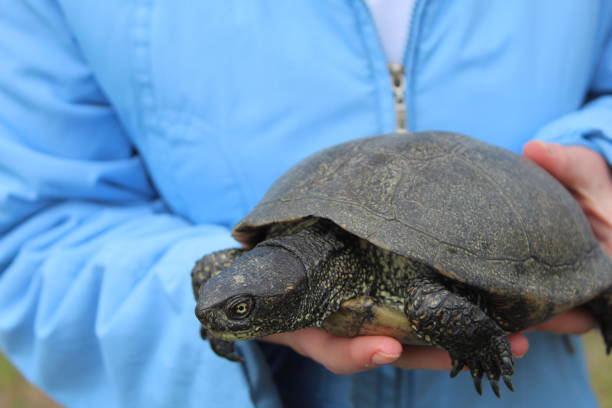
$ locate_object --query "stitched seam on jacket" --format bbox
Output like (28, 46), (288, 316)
(131, 0), (158, 145)
(351, 0), (390, 134)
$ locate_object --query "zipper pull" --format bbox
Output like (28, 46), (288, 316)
(389, 63), (408, 133)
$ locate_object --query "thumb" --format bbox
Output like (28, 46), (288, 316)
(522, 141), (600, 193)
(523, 140), (612, 253)
(265, 328), (403, 375)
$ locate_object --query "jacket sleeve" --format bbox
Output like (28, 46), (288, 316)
(535, 25), (612, 162)
(0, 2), (277, 407)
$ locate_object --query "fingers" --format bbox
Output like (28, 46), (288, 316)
(508, 332), (530, 358)
(264, 329), (529, 375)
(523, 140), (612, 254)
(263, 328), (403, 375)
(391, 345), (453, 370)
(527, 308), (598, 335)
(522, 141), (607, 193)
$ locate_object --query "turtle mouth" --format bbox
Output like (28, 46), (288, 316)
(207, 328), (264, 341)
(196, 307), (266, 340)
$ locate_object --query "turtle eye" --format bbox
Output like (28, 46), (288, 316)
(226, 296), (254, 320)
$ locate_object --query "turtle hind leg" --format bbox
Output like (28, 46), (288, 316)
(404, 276), (513, 397)
(586, 287), (612, 355)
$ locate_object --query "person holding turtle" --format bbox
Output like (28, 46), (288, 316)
(0, 1), (611, 407)
(192, 131), (612, 398)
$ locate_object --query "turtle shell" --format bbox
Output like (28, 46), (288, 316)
(233, 132), (612, 315)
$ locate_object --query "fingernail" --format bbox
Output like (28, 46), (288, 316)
(538, 141), (554, 155)
(371, 351), (400, 365)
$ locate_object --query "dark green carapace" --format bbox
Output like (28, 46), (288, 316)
(192, 132), (612, 397)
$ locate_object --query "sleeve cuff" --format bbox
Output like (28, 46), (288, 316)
(534, 96), (612, 163)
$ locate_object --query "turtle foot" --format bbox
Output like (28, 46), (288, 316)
(210, 337), (243, 362)
(200, 327), (244, 362)
(449, 335), (514, 398)
(586, 288), (612, 355)
(593, 312), (612, 355)
(602, 324), (612, 355)
(403, 275), (516, 396)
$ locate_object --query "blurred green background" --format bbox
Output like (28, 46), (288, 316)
(0, 331), (610, 408)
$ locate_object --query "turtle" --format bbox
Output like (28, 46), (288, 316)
(191, 131), (612, 397)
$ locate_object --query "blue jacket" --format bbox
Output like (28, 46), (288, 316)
(1, 1), (611, 407)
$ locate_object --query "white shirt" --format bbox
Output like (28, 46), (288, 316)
(365, 0), (417, 64)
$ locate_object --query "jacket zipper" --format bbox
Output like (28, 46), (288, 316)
(361, 0), (419, 133)
(389, 63), (407, 133)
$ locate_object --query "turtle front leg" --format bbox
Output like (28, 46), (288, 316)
(192, 248), (247, 362)
(586, 286), (612, 355)
(404, 276), (514, 397)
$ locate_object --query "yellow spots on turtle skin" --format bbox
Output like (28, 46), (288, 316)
(285, 284), (295, 293)
(362, 297), (375, 307)
(233, 275), (246, 284)
(378, 290), (390, 299)
(424, 335), (431, 343)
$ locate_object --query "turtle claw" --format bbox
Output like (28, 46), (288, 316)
(449, 335), (514, 397)
(490, 379), (500, 398)
(503, 375), (514, 392)
(603, 325), (612, 355)
(450, 359), (464, 378)
(485, 368), (501, 398)
(471, 369), (483, 395)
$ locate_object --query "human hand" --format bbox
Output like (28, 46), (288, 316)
(523, 140), (612, 335)
(263, 329), (528, 375)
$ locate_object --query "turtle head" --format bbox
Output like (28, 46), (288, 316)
(195, 243), (310, 340)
